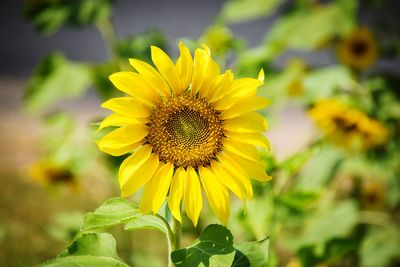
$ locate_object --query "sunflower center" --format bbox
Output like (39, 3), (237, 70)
(351, 40), (368, 56)
(147, 94), (223, 167)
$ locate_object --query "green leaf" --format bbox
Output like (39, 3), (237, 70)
(292, 201), (358, 249)
(24, 53), (92, 113)
(360, 226), (400, 267)
(263, 3), (355, 58)
(82, 197), (141, 231)
(208, 252), (236, 267)
(220, 0), (281, 24)
(40, 233), (129, 267)
(124, 215), (170, 235)
(24, 0), (112, 34)
(115, 29), (168, 63)
(279, 191), (320, 211)
(171, 224), (235, 267)
(233, 238), (270, 267)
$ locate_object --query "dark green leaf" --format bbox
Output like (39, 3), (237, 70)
(24, 53), (92, 113)
(171, 224), (235, 267)
(82, 197), (141, 231)
(24, 0), (113, 34)
(40, 233), (129, 267)
(233, 238), (270, 267)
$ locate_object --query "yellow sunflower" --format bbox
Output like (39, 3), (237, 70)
(30, 161), (78, 190)
(309, 99), (388, 151)
(337, 27), (378, 70)
(97, 42), (271, 225)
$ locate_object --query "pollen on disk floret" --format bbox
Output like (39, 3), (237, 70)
(146, 93), (224, 168)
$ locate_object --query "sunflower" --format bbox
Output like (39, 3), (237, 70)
(309, 99), (388, 151)
(97, 43), (271, 225)
(337, 27), (378, 70)
(30, 161), (78, 190)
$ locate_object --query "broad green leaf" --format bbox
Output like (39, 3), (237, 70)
(209, 252), (236, 267)
(82, 197), (140, 231)
(297, 146), (344, 190)
(115, 29), (168, 63)
(233, 238), (270, 267)
(24, 53), (92, 113)
(24, 0), (112, 34)
(171, 224), (235, 267)
(263, 3), (355, 58)
(360, 226), (400, 267)
(124, 215), (169, 236)
(40, 233), (129, 267)
(220, 0), (281, 24)
(291, 201), (358, 249)
(303, 66), (354, 101)
(278, 191), (320, 211)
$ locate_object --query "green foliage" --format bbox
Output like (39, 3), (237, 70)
(263, 2), (355, 58)
(115, 29), (168, 62)
(40, 233), (129, 267)
(24, 53), (92, 113)
(82, 197), (141, 231)
(360, 226), (400, 267)
(220, 0), (281, 24)
(24, 0), (113, 34)
(172, 224), (269, 267)
(124, 215), (170, 235)
(233, 238), (270, 267)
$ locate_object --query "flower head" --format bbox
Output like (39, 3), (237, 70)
(337, 27), (378, 70)
(30, 161), (78, 190)
(97, 43), (271, 225)
(309, 99), (388, 151)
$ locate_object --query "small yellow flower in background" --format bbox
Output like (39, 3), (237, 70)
(97, 42), (271, 225)
(309, 99), (388, 151)
(360, 178), (386, 210)
(337, 27), (378, 70)
(30, 161), (78, 191)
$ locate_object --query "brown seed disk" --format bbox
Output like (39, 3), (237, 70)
(146, 93), (224, 168)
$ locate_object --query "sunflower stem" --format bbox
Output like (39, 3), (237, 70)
(172, 216), (181, 251)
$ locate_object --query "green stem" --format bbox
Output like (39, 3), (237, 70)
(96, 18), (126, 70)
(172, 217), (181, 251)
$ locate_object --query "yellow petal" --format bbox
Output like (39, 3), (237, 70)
(129, 58), (171, 95)
(217, 154), (253, 200)
(225, 152), (271, 182)
(220, 96), (270, 119)
(176, 42), (193, 91)
(225, 131), (270, 148)
(121, 153), (159, 197)
(191, 48), (220, 96)
(223, 139), (260, 162)
(168, 167), (186, 222)
(97, 125), (148, 156)
(184, 166), (202, 226)
(101, 97), (150, 118)
(223, 112), (267, 133)
(210, 160), (246, 201)
(258, 68), (265, 82)
(109, 72), (159, 106)
(98, 113), (143, 130)
(213, 78), (262, 110)
(207, 70), (234, 103)
(139, 162), (174, 214)
(198, 166), (230, 225)
(151, 46), (181, 93)
(118, 144), (152, 187)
